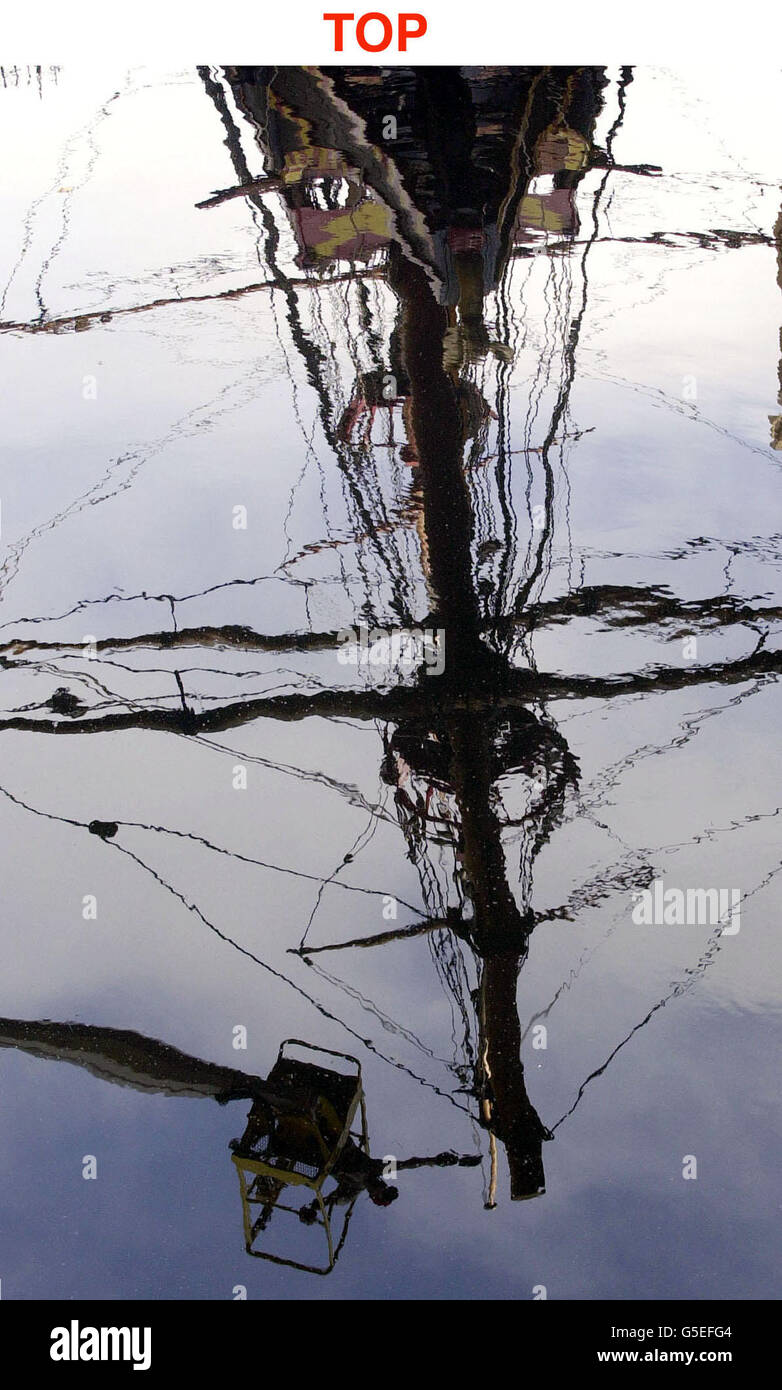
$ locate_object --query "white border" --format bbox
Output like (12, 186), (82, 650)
(3, 0), (782, 65)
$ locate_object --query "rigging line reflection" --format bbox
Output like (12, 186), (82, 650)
(0, 780), (472, 1116)
(3, 65), (780, 1221)
(0, 779), (427, 917)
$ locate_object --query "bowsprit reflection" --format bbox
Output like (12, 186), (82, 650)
(1, 63), (781, 1298)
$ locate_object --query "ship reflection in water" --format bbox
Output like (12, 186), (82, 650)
(0, 65), (781, 1298)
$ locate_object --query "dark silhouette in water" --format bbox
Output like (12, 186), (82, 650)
(1, 66), (777, 1226)
(0, 1015), (479, 1216)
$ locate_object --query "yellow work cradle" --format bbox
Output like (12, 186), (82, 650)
(230, 1039), (369, 1275)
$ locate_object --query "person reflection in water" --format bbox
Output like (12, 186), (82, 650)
(298, 1139), (400, 1222)
(230, 1084), (480, 1228)
(298, 1141), (482, 1223)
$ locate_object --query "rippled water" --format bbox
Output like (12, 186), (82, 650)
(1, 64), (780, 1300)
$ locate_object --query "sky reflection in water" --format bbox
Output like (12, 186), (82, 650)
(0, 63), (780, 1300)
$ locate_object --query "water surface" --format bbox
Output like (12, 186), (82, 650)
(0, 63), (780, 1300)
